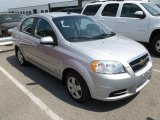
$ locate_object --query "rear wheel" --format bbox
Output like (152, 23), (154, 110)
(65, 71), (91, 103)
(0, 30), (3, 37)
(1, 31), (6, 37)
(16, 48), (27, 66)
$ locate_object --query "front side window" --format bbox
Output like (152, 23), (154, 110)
(121, 3), (143, 18)
(102, 4), (119, 17)
(53, 16), (115, 42)
(21, 18), (34, 34)
(83, 4), (101, 15)
(34, 18), (56, 40)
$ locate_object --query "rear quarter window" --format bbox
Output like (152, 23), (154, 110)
(21, 18), (34, 34)
(83, 4), (101, 16)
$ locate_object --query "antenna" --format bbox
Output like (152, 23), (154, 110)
(66, 3), (70, 14)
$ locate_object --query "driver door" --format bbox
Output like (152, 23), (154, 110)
(117, 3), (149, 42)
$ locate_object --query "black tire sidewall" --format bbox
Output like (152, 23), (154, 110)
(17, 49), (27, 66)
(1, 31), (6, 37)
(151, 35), (160, 56)
(66, 71), (91, 103)
(0, 30), (3, 37)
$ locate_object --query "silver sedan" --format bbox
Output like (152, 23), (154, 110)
(12, 13), (152, 103)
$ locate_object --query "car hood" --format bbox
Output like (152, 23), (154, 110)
(70, 35), (148, 67)
(0, 22), (20, 30)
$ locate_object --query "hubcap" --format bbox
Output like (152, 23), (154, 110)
(17, 51), (24, 64)
(67, 77), (82, 99)
(155, 40), (160, 53)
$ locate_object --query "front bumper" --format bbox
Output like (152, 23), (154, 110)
(89, 61), (152, 101)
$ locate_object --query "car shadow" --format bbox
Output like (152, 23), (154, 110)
(146, 117), (154, 120)
(6, 55), (138, 112)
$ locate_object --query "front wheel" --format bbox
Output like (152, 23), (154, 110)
(150, 35), (160, 56)
(66, 71), (91, 103)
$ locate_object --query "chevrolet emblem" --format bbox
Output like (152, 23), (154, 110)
(139, 59), (146, 66)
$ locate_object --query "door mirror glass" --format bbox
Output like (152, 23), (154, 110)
(134, 11), (146, 19)
(40, 36), (55, 45)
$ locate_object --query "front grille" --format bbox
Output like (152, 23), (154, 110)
(109, 89), (127, 97)
(129, 54), (149, 73)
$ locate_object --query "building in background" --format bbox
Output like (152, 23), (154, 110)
(49, 0), (93, 12)
(8, 0), (94, 15)
(8, 4), (49, 15)
(8, 0), (160, 15)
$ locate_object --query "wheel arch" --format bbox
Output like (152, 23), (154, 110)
(62, 60), (94, 92)
(149, 29), (160, 43)
(62, 68), (75, 85)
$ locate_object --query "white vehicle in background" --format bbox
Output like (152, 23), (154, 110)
(82, 0), (160, 56)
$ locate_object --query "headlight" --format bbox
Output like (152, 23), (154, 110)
(91, 60), (126, 74)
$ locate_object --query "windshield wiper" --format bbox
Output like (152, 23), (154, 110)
(68, 36), (91, 40)
(155, 13), (160, 16)
(92, 33), (115, 39)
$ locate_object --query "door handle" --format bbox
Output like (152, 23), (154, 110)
(15, 35), (20, 39)
(118, 20), (126, 23)
(32, 42), (37, 46)
(98, 18), (104, 21)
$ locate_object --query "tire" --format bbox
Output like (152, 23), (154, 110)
(2, 32), (5, 37)
(0, 30), (3, 37)
(1, 31), (6, 37)
(65, 71), (91, 103)
(16, 48), (27, 66)
(150, 35), (160, 56)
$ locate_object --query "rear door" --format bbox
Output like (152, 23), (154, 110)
(19, 17), (35, 58)
(82, 4), (102, 20)
(116, 3), (149, 42)
(98, 3), (120, 32)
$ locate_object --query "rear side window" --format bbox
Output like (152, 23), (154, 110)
(83, 4), (101, 15)
(102, 4), (119, 17)
(121, 3), (143, 18)
(21, 18), (34, 34)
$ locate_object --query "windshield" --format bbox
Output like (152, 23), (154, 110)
(141, 3), (160, 16)
(0, 14), (24, 23)
(53, 16), (115, 42)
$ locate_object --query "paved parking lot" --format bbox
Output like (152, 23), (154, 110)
(0, 47), (160, 120)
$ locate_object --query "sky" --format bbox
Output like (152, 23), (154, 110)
(0, 0), (72, 12)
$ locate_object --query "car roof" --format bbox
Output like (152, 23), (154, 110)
(85, 0), (149, 5)
(31, 12), (82, 18)
(0, 13), (22, 15)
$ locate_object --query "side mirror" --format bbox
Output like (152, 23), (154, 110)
(134, 11), (146, 19)
(8, 27), (17, 34)
(40, 36), (57, 45)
